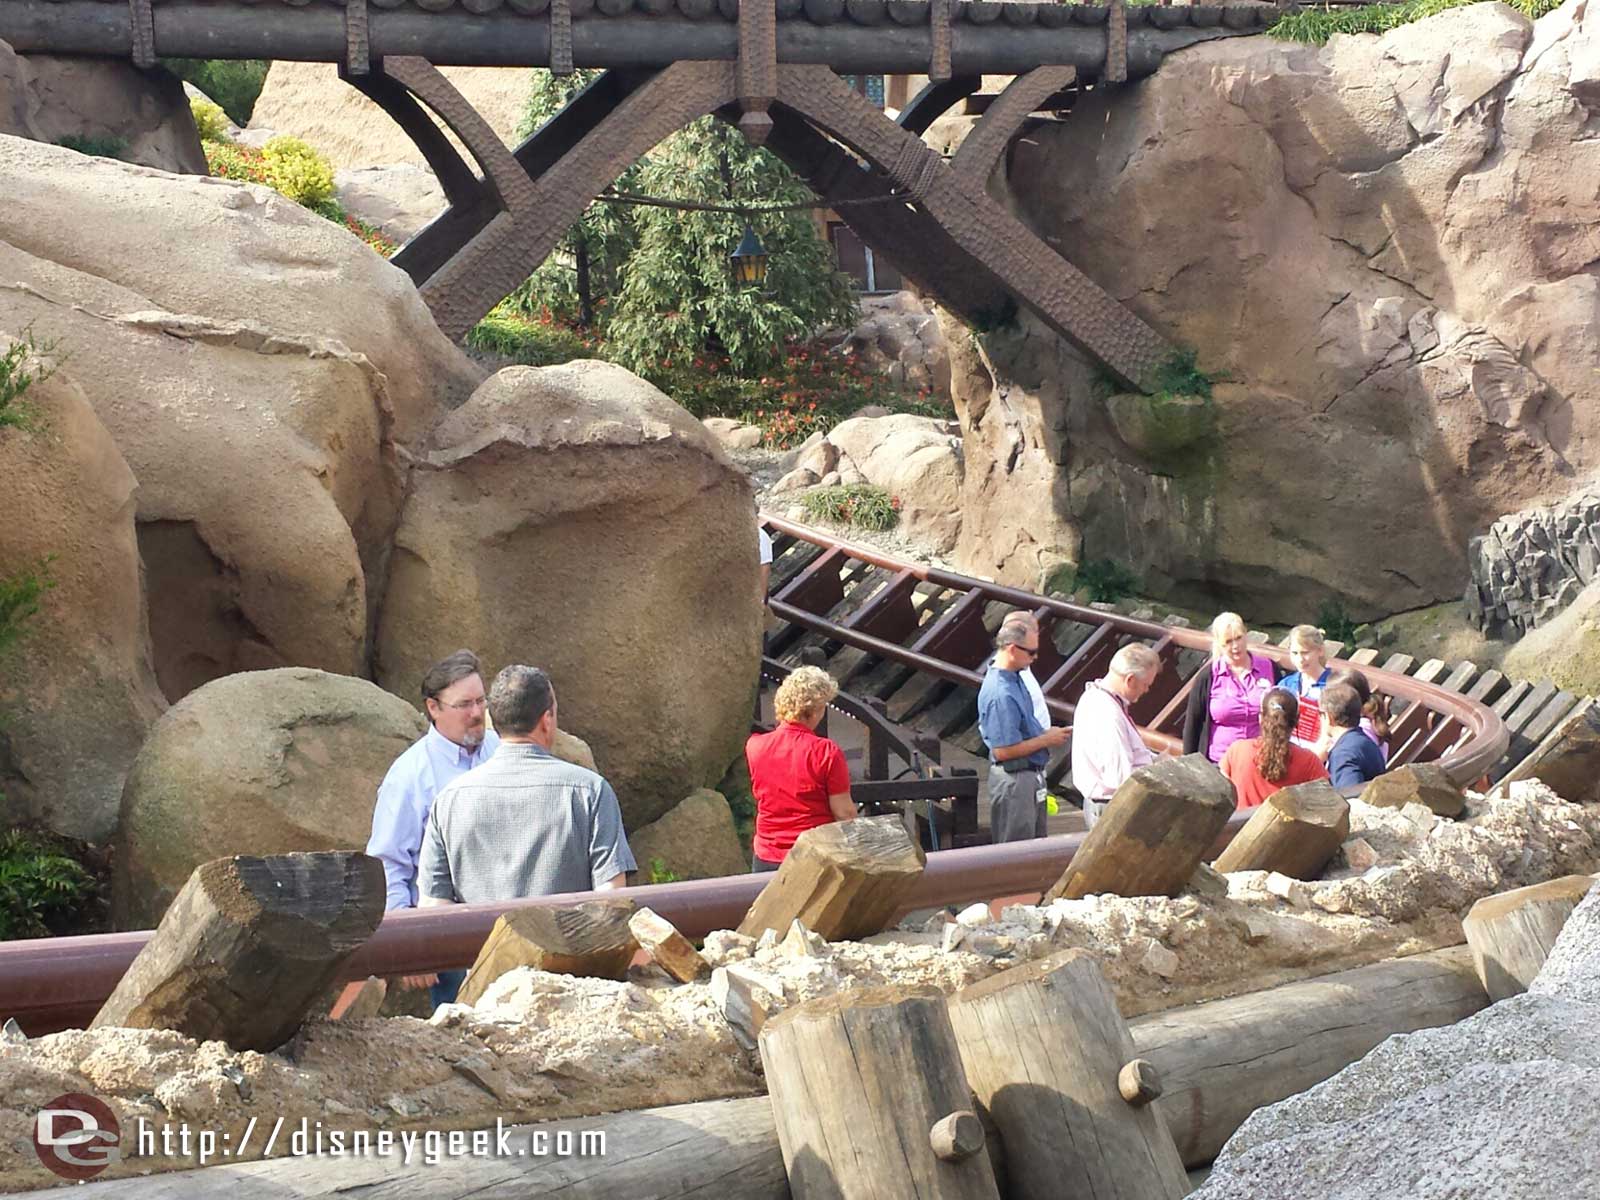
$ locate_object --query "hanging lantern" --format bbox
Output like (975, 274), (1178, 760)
(730, 222), (769, 288)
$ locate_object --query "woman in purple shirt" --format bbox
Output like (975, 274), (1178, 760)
(1183, 612), (1280, 763)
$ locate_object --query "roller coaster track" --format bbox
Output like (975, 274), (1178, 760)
(0, 519), (1534, 1036)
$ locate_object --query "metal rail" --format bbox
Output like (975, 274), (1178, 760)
(761, 514), (1510, 786)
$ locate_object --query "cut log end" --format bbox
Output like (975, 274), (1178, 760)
(458, 898), (640, 1006)
(930, 1110), (986, 1161)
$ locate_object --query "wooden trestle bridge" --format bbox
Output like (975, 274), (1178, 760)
(0, 0), (1279, 388)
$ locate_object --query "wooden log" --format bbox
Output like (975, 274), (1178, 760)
(947, 950), (1188, 1200)
(1045, 754), (1235, 902)
(457, 897), (638, 1006)
(1212, 779), (1351, 880)
(760, 985), (1000, 1199)
(1463, 874), (1600, 1001)
(29, 1096), (790, 1198)
(92, 852), (383, 1053)
(42, 949), (1493, 1196)
(1135, 945), (1487, 1165)
(1497, 699), (1600, 805)
(1359, 762), (1466, 817)
(629, 905), (710, 982)
(738, 814), (926, 941)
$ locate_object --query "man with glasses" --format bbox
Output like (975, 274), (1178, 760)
(367, 649), (500, 1005)
(977, 624), (1070, 843)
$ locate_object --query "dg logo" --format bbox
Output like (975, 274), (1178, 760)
(32, 1092), (122, 1181)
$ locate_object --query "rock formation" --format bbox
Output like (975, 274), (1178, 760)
(1466, 484), (1600, 637)
(0, 364), (166, 842)
(629, 788), (750, 881)
(112, 668), (425, 928)
(0, 40), (205, 174)
(1503, 579), (1600, 695)
(249, 61), (529, 171)
(375, 360), (762, 829)
(334, 163), (447, 243)
(0, 135), (481, 705)
(952, 1), (1600, 619)
(1194, 880), (1600, 1199)
(825, 290), (952, 399)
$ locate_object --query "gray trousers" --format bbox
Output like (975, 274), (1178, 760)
(989, 766), (1046, 843)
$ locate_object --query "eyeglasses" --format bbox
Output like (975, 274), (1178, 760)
(435, 696), (487, 712)
(1018, 644), (1040, 658)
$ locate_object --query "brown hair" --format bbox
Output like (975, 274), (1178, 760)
(1328, 666), (1390, 741)
(421, 650), (483, 708)
(1255, 687), (1298, 783)
(1321, 682), (1363, 730)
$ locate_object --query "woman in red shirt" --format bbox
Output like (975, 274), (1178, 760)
(1220, 688), (1328, 809)
(745, 666), (855, 870)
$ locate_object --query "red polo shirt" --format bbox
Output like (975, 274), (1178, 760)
(746, 721), (852, 863)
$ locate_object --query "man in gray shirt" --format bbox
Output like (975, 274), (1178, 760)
(419, 665), (636, 906)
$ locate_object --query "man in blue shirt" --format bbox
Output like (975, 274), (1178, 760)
(978, 623), (1070, 842)
(1322, 682), (1386, 788)
(367, 649), (500, 1005)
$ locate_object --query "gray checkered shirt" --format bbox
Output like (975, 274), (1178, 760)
(417, 742), (637, 904)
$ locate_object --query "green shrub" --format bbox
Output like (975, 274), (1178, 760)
(0, 828), (95, 941)
(1271, 0), (1560, 44)
(261, 135), (335, 208)
(800, 485), (901, 532)
(468, 306), (597, 366)
(1146, 348), (1217, 401)
(0, 559), (55, 662)
(190, 96), (230, 143)
(646, 858), (682, 885)
(1073, 558), (1141, 604)
(162, 59), (270, 126)
(55, 134), (127, 160)
(1316, 598), (1359, 645)
(0, 327), (60, 433)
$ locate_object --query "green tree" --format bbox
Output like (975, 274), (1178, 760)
(606, 117), (857, 376)
(509, 69), (641, 328)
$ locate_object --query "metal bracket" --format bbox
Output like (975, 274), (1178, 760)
(128, 0), (155, 68)
(551, 0), (574, 75)
(345, 0), (371, 76)
(930, 0), (952, 83)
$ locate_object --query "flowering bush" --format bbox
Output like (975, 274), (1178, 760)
(189, 97), (230, 143)
(203, 140), (272, 187)
(260, 135), (336, 208)
(204, 142), (397, 257)
(800, 484), (901, 532)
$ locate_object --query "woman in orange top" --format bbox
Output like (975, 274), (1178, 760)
(1220, 688), (1328, 809)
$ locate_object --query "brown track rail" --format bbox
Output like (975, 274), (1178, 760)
(0, 519), (1508, 1036)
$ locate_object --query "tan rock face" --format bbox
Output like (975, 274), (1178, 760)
(375, 361), (762, 829)
(957, 2), (1600, 619)
(0, 41), (205, 174)
(113, 668), (425, 928)
(1504, 580), (1600, 697)
(0, 135), (479, 698)
(629, 788), (750, 881)
(0, 134), (479, 445)
(249, 61), (530, 171)
(828, 291), (952, 398)
(0, 364), (166, 841)
(823, 413), (964, 556)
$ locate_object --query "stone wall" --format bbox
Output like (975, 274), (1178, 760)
(1465, 485), (1600, 638)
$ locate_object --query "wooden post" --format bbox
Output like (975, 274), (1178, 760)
(93, 852), (384, 1053)
(739, 815), (926, 941)
(1359, 762), (1466, 817)
(457, 898), (638, 1006)
(629, 906), (710, 983)
(1213, 780), (1351, 880)
(1463, 874), (1600, 1001)
(947, 950), (1189, 1200)
(759, 985), (1001, 1200)
(1045, 754), (1235, 902)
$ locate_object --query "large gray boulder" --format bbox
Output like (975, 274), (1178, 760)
(113, 669), (425, 928)
(1195, 880), (1600, 1198)
(375, 361), (763, 830)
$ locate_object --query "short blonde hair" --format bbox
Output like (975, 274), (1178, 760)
(1287, 624), (1325, 651)
(775, 666), (838, 724)
(1209, 611), (1247, 659)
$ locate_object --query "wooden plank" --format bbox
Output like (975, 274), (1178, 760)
(846, 567), (920, 645)
(739, 816), (925, 941)
(1043, 623), (1116, 705)
(774, 544), (847, 615)
(1463, 874), (1599, 1001)
(458, 899), (639, 1006)
(1465, 669), (1508, 706)
(1344, 648), (1381, 667)
(1211, 780), (1349, 880)
(1437, 660), (1480, 695)
(1490, 678), (1531, 719)
(911, 588), (989, 665)
(1493, 685), (1579, 783)
(1378, 653), (1416, 676)
(1504, 680), (1559, 736)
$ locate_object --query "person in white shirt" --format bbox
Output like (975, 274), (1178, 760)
(1070, 643), (1163, 827)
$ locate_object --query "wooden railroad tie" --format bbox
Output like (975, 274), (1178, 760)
(457, 897), (639, 1006)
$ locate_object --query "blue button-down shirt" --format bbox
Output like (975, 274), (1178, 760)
(978, 658), (1048, 771)
(367, 723), (501, 909)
